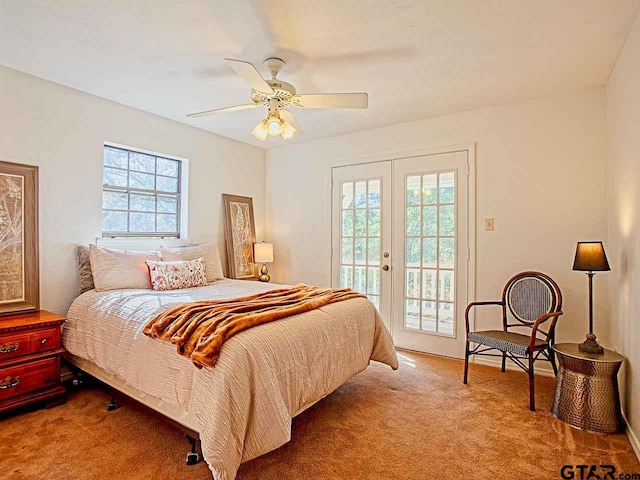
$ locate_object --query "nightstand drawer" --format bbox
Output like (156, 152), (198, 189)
(0, 331), (33, 361)
(0, 357), (58, 402)
(0, 327), (59, 362)
(32, 328), (58, 354)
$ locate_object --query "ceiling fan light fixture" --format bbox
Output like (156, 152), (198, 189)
(266, 115), (283, 136)
(281, 121), (296, 140)
(252, 121), (268, 142)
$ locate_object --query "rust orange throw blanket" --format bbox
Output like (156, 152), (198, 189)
(143, 284), (366, 368)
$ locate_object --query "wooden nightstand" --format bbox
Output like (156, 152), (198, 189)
(0, 310), (66, 413)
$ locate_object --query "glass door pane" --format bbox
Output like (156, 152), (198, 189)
(403, 172), (456, 336)
(339, 178), (382, 310)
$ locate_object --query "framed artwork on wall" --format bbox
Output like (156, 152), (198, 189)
(222, 194), (257, 279)
(0, 161), (39, 316)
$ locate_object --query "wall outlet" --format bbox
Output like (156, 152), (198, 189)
(485, 217), (495, 231)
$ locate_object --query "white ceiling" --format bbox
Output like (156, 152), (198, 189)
(1, 0), (638, 149)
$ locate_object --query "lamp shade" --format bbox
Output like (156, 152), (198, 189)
(254, 242), (274, 263)
(572, 241), (610, 271)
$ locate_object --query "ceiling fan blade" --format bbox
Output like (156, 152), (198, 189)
(186, 103), (259, 118)
(224, 58), (274, 95)
(293, 93), (368, 109)
(280, 110), (304, 135)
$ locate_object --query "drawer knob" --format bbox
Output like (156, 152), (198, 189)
(41, 338), (47, 345)
(0, 376), (20, 389)
(0, 343), (19, 354)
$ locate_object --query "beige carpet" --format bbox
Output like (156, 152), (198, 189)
(1, 351), (638, 479)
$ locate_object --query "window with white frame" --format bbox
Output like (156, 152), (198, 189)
(102, 144), (183, 238)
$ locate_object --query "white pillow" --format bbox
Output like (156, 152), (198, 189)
(160, 244), (224, 282)
(89, 245), (160, 291)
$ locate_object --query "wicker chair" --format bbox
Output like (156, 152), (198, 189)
(463, 271), (563, 411)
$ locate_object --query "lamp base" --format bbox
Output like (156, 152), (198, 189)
(258, 263), (270, 283)
(578, 332), (604, 355)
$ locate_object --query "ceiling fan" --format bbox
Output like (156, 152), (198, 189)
(187, 58), (369, 141)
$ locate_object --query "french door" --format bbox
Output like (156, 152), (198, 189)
(331, 150), (471, 358)
(331, 162), (392, 330)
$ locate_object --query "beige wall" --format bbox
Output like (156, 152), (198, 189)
(266, 88), (609, 346)
(606, 11), (640, 457)
(0, 65), (266, 316)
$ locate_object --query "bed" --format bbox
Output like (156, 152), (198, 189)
(63, 278), (398, 480)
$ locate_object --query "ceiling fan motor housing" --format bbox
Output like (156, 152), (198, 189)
(252, 79), (297, 108)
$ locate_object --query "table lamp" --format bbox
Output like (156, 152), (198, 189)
(572, 241), (610, 354)
(254, 242), (274, 282)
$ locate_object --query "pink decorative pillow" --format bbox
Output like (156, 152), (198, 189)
(145, 258), (208, 291)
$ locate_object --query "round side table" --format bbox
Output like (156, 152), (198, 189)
(552, 343), (624, 434)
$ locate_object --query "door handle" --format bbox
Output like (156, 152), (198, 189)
(381, 265), (390, 271)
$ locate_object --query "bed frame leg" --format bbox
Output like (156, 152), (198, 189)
(185, 435), (201, 465)
(107, 389), (120, 411)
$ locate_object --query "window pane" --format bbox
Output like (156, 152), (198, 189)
(157, 175), (178, 193)
(129, 212), (155, 232)
(355, 209), (367, 236)
(129, 152), (155, 173)
(422, 269), (437, 300)
(439, 172), (455, 204)
(406, 206), (420, 236)
(340, 266), (353, 288)
(439, 238), (455, 268)
(439, 205), (455, 236)
(368, 179), (380, 207)
(367, 267), (380, 295)
(406, 268), (421, 298)
(406, 175), (421, 206)
(129, 171), (155, 190)
(354, 181), (367, 208)
(406, 237), (420, 267)
(342, 182), (354, 209)
(157, 158), (179, 177)
(103, 191), (128, 210)
(130, 192), (155, 212)
(102, 146), (181, 236)
(341, 239), (354, 263)
(422, 238), (437, 268)
(367, 238), (380, 265)
(421, 301), (437, 332)
(368, 208), (380, 236)
(157, 214), (177, 233)
(405, 299), (420, 329)
(354, 266), (367, 293)
(104, 147), (128, 169)
(422, 174), (437, 204)
(354, 238), (366, 265)
(438, 302), (454, 335)
(102, 210), (127, 232)
(422, 206), (437, 236)
(157, 195), (178, 214)
(104, 167), (127, 187)
(342, 210), (354, 236)
(439, 270), (455, 301)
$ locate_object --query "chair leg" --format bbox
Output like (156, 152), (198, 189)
(549, 347), (558, 376)
(463, 340), (470, 384)
(501, 352), (507, 373)
(528, 356), (535, 412)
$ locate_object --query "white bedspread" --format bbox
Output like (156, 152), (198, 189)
(63, 279), (398, 480)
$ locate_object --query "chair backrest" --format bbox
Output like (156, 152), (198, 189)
(502, 271), (562, 326)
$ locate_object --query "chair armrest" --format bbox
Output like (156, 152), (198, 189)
(465, 301), (504, 333)
(529, 311), (563, 351)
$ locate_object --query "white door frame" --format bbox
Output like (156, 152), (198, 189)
(326, 142), (477, 340)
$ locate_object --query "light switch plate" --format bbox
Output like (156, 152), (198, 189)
(485, 218), (495, 231)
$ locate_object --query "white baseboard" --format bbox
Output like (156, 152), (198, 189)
(623, 411), (640, 461)
(471, 356), (556, 377)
